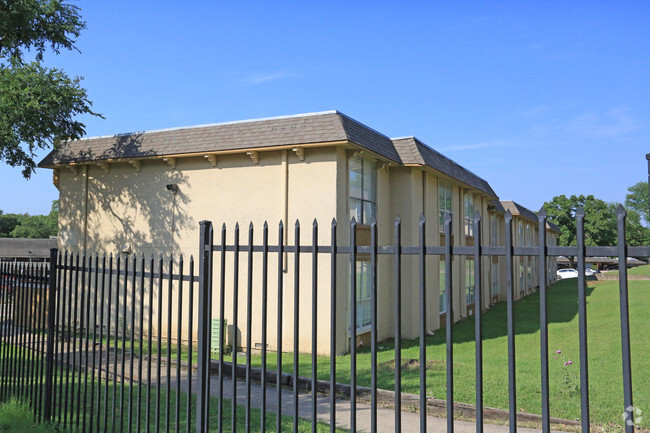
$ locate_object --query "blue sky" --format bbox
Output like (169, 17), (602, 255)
(2, 1), (649, 216)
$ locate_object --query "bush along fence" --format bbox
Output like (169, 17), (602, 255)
(0, 206), (642, 433)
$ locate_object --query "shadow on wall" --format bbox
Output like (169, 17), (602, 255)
(62, 132), (195, 256)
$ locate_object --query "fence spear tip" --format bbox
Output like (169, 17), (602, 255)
(538, 207), (547, 218)
(575, 207), (585, 218)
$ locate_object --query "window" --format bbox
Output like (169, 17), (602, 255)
(490, 214), (498, 246)
(491, 261), (499, 297)
(355, 261), (372, 329)
(439, 182), (452, 231)
(349, 155), (376, 224)
(440, 259), (446, 313)
(518, 222), (524, 246)
(464, 192), (474, 237)
(519, 263), (525, 294)
(466, 258), (475, 305)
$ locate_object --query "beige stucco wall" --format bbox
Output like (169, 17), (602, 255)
(55, 144), (521, 355)
(58, 147), (341, 355)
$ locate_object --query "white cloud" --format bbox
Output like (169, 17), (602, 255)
(437, 139), (515, 152)
(241, 71), (298, 85)
(567, 108), (642, 138)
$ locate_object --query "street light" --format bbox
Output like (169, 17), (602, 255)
(646, 153), (650, 222)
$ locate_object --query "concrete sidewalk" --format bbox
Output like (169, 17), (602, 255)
(13, 331), (573, 433)
(205, 374), (573, 433)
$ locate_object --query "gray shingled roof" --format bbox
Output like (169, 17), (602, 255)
(39, 111), (402, 167)
(500, 201), (539, 221)
(489, 200), (506, 213)
(392, 137), (497, 198)
(546, 221), (561, 233)
(0, 238), (57, 259)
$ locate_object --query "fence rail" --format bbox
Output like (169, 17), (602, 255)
(0, 206), (639, 433)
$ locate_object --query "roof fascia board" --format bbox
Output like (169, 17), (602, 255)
(44, 140), (351, 168)
(410, 164), (498, 200)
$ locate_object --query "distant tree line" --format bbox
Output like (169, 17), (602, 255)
(543, 181), (650, 249)
(0, 200), (58, 239)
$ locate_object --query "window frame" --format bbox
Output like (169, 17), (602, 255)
(439, 259), (447, 314)
(464, 192), (474, 237)
(466, 257), (475, 305)
(354, 260), (372, 331)
(439, 181), (452, 232)
(349, 155), (377, 225)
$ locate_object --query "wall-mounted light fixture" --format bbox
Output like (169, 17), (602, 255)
(166, 184), (178, 193)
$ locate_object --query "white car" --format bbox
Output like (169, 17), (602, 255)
(557, 268), (579, 280)
(585, 267), (599, 276)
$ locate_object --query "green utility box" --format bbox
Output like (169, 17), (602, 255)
(211, 318), (227, 353)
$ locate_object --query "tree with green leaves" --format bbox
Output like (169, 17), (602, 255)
(0, 200), (58, 238)
(0, 0), (101, 178)
(543, 194), (617, 248)
(625, 181), (649, 227)
(543, 194), (650, 263)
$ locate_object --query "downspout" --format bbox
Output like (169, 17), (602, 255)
(82, 165), (89, 255)
(282, 150), (289, 272)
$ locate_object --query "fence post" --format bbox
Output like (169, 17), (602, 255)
(196, 221), (213, 433)
(44, 248), (58, 422)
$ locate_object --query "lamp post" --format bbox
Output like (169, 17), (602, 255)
(646, 153), (650, 223)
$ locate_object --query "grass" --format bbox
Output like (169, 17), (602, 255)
(248, 279), (649, 429)
(0, 398), (58, 432)
(0, 346), (346, 433)
(602, 264), (650, 276)
(625, 264), (650, 276)
(45, 381), (344, 433)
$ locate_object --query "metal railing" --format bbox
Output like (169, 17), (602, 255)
(0, 206), (642, 433)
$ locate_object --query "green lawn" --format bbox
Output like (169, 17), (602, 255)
(601, 263), (650, 277)
(249, 279), (649, 429)
(0, 347), (345, 433)
(0, 398), (59, 433)
(625, 264), (650, 276)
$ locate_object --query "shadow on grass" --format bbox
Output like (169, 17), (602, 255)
(370, 279), (594, 352)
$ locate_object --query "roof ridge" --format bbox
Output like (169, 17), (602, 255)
(410, 137), (487, 182)
(337, 112), (392, 140)
(75, 110), (340, 142)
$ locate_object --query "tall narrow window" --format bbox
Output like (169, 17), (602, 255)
(464, 192), (474, 236)
(439, 259), (446, 313)
(439, 182), (452, 231)
(490, 214), (498, 246)
(355, 261), (372, 330)
(491, 261), (499, 297)
(466, 258), (475, 305)
(519, 263), (525, 294)
(349, 155), (376, 224)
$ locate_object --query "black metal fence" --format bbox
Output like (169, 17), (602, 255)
(0, 206), (642, 433)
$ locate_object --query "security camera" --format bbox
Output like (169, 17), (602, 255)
(166, 184), (178, 193)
